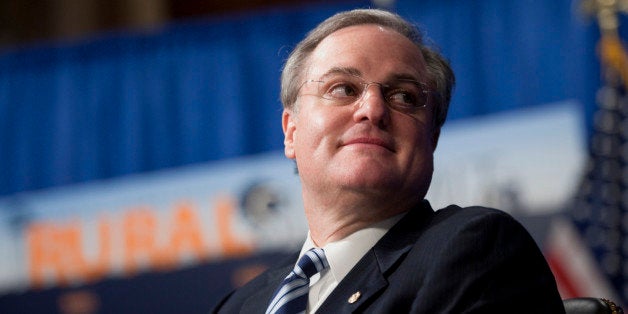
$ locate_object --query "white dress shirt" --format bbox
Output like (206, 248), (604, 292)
(297, 213), (405, 313)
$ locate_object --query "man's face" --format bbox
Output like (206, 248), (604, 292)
(283, 24), (437, 203)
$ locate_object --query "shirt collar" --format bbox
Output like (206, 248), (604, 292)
(299, 212), (405, 284)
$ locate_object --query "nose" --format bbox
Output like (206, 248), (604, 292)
(353, 83), (391, 128)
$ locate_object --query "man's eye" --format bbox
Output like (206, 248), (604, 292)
(327, 84), (358, 98)
(388, 91), (418, 107)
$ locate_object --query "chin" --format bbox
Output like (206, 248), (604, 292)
(336, 170), (402, 191)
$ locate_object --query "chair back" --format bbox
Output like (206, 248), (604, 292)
(563, 298), (623, 314)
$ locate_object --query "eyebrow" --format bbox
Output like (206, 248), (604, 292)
(318, 66), (362, 80)
(390, 73), (422, 82)
(318, 66), (422, 83)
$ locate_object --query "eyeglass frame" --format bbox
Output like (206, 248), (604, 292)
(296, 72), (433, 114)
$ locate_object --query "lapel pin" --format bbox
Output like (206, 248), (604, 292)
(348, 291), (361, 304)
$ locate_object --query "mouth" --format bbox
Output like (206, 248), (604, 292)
(341, 137), (395, 152)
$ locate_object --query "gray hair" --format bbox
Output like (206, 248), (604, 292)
(280, 9), (455, 129)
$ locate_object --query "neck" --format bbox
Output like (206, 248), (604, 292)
(302, 188), (419, 247)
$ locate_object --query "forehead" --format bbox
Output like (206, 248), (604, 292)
(305, 24), (426, 80)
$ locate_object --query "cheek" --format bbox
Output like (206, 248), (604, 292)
(398, 119), (436, 163)
(402, 128), (435, 190)
(407, 135), (433, 167)
(296, 109), (343, 150)
(414, 114), (436, 150)
(399, 111), (433, 139)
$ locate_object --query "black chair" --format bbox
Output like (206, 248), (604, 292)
(563, 298), (623, 314)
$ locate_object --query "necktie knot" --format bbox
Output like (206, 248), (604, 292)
(294, 248), (329, 279)
(266, 248), (329, 314)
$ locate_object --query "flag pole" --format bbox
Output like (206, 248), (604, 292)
(582, 0), (628, 88)
(544, 1), (628, 305)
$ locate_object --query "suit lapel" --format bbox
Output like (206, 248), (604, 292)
(315, 201), (435, 313)
(316, 249), (387, 313)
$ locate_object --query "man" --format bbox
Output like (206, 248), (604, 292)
(213, 8), (565, 313)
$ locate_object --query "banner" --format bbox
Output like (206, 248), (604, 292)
(0, 102), (584, 300)
(0, 152), (307, 294)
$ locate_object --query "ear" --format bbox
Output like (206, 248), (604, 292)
(282, 109), (297, 159)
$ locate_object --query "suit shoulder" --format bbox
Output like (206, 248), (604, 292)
(402, 204), (563, 312)
(430, 205), (530, 237)
(436, 204), (511, 217)
(436, 205), (516, 222)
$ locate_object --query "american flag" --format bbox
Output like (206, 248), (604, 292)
(545, 23), (628, 305)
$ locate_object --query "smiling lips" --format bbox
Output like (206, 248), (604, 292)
(341, 137), (395, 152)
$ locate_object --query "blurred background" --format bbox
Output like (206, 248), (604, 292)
(0, 0), (627, 313)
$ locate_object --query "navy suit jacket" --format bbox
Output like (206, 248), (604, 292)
(213, 201), (565, 313)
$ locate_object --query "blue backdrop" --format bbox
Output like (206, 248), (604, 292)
(0, 0), (620, 196)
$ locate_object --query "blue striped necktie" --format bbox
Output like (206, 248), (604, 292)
(266, 248), (329, 314)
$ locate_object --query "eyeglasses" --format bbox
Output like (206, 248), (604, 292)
(298, 73), (431, 114)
